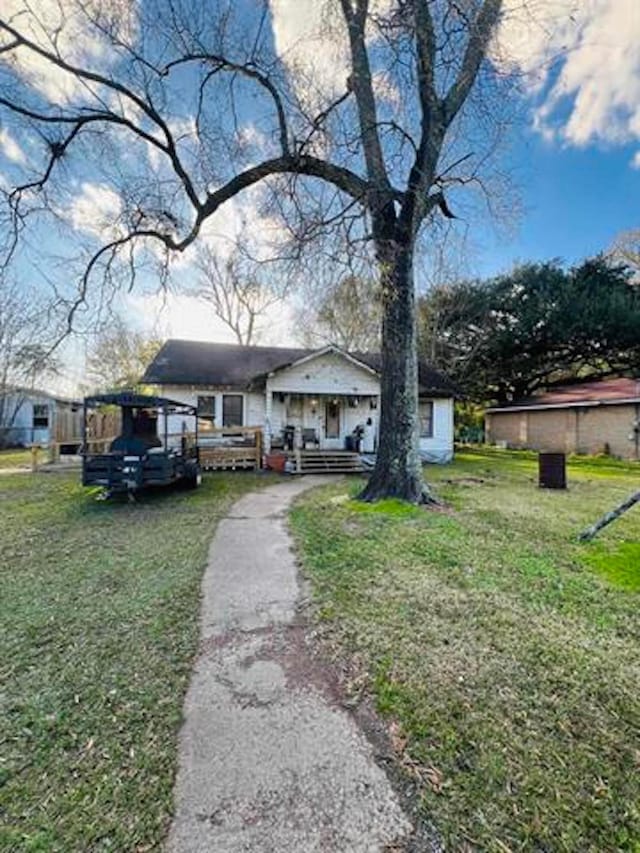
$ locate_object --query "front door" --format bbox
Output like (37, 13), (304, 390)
(324, 400), (341, 449)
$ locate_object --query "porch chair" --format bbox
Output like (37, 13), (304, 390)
(302, 427), (320, 449)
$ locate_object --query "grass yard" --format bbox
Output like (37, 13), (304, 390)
(291, 449), (640, 852)
(0, 448), (32, 469)
(0, 470), (273, 852)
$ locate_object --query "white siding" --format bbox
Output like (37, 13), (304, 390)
(419, 397), (454, 462)
(0, 393), (53, 445)
(245, 392), (265, 427)
(268, 351), (380, 396)
(158, 385), (263, 446)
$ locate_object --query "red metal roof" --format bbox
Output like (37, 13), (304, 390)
(489, 377), (640, 411)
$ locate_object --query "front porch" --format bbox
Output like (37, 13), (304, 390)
(166, 424), (367, 473)
(264, 391), (379, 455)
(263, 347), (382, 455)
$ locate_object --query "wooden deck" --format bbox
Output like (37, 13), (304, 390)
(199, 446), (260, 471)
(195, 426), (262, 471)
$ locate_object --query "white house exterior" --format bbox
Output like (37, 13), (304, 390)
(143, 340), (456, 463)
(0, 389), (82, 447)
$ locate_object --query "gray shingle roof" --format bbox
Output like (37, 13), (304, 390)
(142, 339), (456, 396)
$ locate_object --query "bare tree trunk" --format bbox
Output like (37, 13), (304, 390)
(360, 238), (434, 504)
(579, 490), (640, 542)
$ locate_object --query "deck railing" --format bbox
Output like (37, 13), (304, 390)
(170, 426), (263, 470)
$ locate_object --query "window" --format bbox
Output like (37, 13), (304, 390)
(32, 404), (49, 429)
(418, 400), (434, 438)
(197, 395), (216, 419)
(286, 394), (303, 420)
(222, 394), (243, 427)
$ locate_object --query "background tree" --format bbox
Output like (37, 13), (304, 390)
(0, 0), (509, 502)
(0, 277), (58, 446)
(197, 243), (291, 346)
(418, 257), (640, 403)
(610, 229), (640, 279)
(86, 316), (161, 392)
(296, 274), (381, 351)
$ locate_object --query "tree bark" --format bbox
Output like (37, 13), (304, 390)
(360, 235), (434, 504)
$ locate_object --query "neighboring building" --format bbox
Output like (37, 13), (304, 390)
(143, 340), (456, 462)
(0, 388), (83, 447)
(485, 378), (640, 460)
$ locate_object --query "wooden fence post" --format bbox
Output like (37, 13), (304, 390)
(256, 428), (263, 468)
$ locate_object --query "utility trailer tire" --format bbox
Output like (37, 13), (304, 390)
(181, 462), (202, 490)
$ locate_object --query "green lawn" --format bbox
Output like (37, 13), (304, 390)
(0, 470), (273, 852)
(0, 448), (32, 469)
(291, 449), (640, 852)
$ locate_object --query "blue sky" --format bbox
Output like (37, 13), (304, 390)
(1, 0), (639, 376)
(476, 133), (639, 277)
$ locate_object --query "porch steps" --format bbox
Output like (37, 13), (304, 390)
(288, 450), (366, 475)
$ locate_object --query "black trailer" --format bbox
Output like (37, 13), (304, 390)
(82, 392), (201, 496)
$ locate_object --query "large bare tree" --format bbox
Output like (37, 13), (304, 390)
(197, 243), (292, 345)
(0, 0), (505, 502)
(0, 276), (58, 446)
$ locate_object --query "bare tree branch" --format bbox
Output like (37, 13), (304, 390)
(0, 0), (511, 503)
(443, 0), (503, 124)
(340, 0), (392, 201)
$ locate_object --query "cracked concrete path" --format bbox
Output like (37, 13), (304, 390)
(167, 478), (413, 853)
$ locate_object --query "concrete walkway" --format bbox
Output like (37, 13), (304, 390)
(168, 478), (413, 853)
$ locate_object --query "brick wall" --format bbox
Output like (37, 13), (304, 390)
(575, 405), (638, 457)
(487, 403), (639, 459)
(526, 410), (571, 452)
(485, 412), (524, 446)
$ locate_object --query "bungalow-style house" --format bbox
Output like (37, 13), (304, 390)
(485, 377), (640, 460)
(0, 387), (82, 448)
(142, 340), (456, 463)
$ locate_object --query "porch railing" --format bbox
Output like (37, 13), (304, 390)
(174, 425), (263, 470)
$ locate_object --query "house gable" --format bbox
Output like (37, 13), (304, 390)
(267, 348), (381, 396)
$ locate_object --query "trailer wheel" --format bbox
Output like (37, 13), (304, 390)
(182, 462), (201, 490)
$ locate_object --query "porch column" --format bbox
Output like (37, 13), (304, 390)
(264, 383), (273, 455)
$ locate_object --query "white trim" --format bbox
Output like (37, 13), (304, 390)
(486, 398), (640, 414)
(267, 345), (378, 378)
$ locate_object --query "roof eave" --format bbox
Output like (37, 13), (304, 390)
(487, 397), (640, 413)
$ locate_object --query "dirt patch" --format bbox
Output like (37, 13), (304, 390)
(235, 610), (443, 851)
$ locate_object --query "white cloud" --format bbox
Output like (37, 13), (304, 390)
(498, 0), (640, 151)
(268, 0), (394, 111)
(125, 291), (298, 347)
(269, 0), (349, 109)
(1, 0), (137, 103)
(68, 181), (123, 239)
(170, 185), (291, 273)
(632, 151), (640, 170)
(270, 1), (640, 163)
(0, 128), (27, 165)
